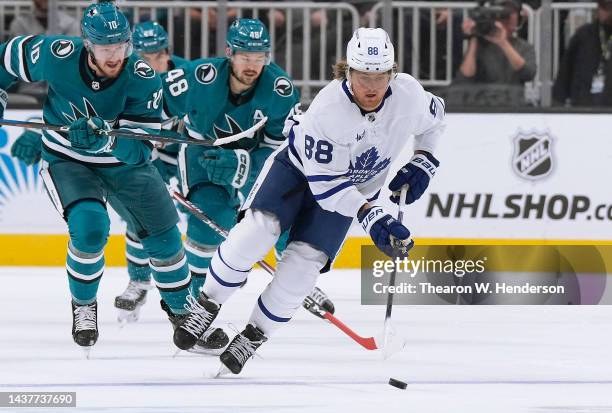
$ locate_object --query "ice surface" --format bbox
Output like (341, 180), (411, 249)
(1, 267), (611, 413)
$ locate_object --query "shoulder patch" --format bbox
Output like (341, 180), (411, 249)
(50, 39), (75, 59)
(134, 60), (155, 79)
(195, 63), (217, 85)
(273, 77), (293, 97)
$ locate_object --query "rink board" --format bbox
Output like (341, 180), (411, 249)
(0, 110), (610, 266)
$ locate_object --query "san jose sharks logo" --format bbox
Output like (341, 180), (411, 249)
(134, 60), (155, 79)
(62, 97), (100, 124)
(273, 77), (293, 97)
(51, 39), (74, 59)
(348, 147), (390, 185)
(207, 114), (244, 141)
(195, 63), (217, 85)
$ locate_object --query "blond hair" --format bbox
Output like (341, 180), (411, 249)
(332, 60), (398, 81)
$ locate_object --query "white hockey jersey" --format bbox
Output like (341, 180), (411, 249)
(284, 73), (446, 218)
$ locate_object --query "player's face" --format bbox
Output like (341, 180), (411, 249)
(90, 42), (130, 78)
(139, 50), (170, 73)
(229, 51), (267, 87)
(350, 70), (391, 111)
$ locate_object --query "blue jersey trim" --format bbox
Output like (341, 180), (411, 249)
(218, 247), (250, 273)
(287, 127), (303, 165)
(208, 265), (244, 288)
(367, 190), (381, 202)
(307, 173), (346, 182)
(257, 296), (291, 322)
(312, 181), (353, 201)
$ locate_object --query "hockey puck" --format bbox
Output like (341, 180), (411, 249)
(388, 378), (407, 389)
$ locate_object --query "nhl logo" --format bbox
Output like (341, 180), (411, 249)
(511, 130), (554, 180)
(91, 81), (100, 90)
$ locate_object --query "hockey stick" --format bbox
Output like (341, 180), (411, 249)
(0, 117), (266, 148)
(380, 187), (410, 359)
(170, 189), (379, 351)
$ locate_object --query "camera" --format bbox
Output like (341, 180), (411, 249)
(468, 5), (512, 36)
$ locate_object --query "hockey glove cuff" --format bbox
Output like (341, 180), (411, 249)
(199, 148), (250, 189)
(389, 152), (439, 204)
(358, 205), (413, 257)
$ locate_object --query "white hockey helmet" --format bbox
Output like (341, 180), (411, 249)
(346, 27), (394, 73)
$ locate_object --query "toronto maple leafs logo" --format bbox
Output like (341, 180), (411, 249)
(348, 147), (390, 185)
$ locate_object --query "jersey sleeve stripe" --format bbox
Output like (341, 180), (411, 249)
(3, 37), (19, 78)
(119, 114), (162, 124)
(307, 173), (347, 182)
(118, 119), (161, 130)
(18, 35), (34, 83)
(312, 181), (353, 201)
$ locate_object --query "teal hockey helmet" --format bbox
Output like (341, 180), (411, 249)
(133, 21), (169, 54)
(226, 18), (271, 54)
(81, 2), (131, 46)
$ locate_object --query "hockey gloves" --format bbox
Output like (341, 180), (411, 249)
(199, 148), (250, 189)
(68, 117), (115, 153)
(358, 205), (413, 257)
(11, 128), (42, 165)
(389, 152), (439, 204)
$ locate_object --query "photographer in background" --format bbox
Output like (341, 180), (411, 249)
(553, 0), (612, 106)
(455, 0), (536, 85)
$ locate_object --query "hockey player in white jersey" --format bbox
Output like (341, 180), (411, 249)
(172, 27), (446, 374)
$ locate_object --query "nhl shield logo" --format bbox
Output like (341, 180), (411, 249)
(511, 130), (554, 180)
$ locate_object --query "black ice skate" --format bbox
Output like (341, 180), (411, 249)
(160, 299), (228, 354)
(302, 286), (335, 318)
(172, 292), (221, 350)
(219, 324), (267, 375)
(71, 301), (98, 348)
(188, 327), (230, 355)
(114, 280), (151, 323)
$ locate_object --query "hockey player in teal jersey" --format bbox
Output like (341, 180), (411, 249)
(111, 20), (229, 353)
(113, 21), (187, 320)
(0, 2), (194, 350)
(169, 18), (303, 350)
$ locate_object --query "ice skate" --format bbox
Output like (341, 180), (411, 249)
(219, 324), (267, 374)
(303, 286), (335, 317)
(114, 280), (151, 324)
(71, 301), (98, 350)
(173, 292), (221, 350)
